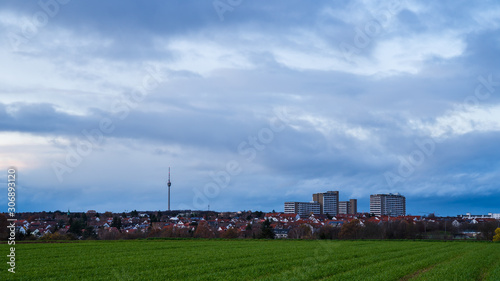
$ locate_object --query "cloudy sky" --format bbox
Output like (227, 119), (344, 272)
(1, 0), (500, 216)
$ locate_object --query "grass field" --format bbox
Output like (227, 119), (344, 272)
(1, 239), (500, 280)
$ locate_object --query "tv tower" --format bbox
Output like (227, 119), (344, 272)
(167, 167), (172, 211)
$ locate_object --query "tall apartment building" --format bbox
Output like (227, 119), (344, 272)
(349, 199), (357, 214)
(312, 191), (339, 216)
(284, 201), (321, 217)
(370, 193), (406, 216)
(339, 199), (358, 214)
(339, 201), (349, 214)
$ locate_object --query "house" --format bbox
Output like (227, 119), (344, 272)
(17, 226), (27, 235)
(281, 213), (299, 222)
(326, 220), (344, 227)
(152, 222), (166, 230)
(273, 228), (290, 239)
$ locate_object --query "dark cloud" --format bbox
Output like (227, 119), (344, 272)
(0, 103), (97, 134)
(1, 1), (500, 215)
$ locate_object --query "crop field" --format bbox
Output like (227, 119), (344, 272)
(1, 239), (500, 280)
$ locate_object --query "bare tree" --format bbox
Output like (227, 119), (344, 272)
(339, 220), (361, 239)
(194, 221), (215, 238)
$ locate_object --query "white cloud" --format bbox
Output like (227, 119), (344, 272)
(163, 38), (255, 76)
(411, 104), (500, 138)
(370, 33), (466, 75)
(471, 7), (500, 30)
(261, 29), (465, 76)
(321, 0), (405, 27)
(288, 111), (372, 141)
(0, 132), (57, 171)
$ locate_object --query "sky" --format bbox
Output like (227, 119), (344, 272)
(1, 0), (500, 216)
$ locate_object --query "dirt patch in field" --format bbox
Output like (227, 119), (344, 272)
(400, 265), (436, 281)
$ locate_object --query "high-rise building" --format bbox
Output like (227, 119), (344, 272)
(284, 202), (321, 217)
(339, 201), (349, 214)
(349, 199), (357, 214)
(312, 191), (339, 215)
(370, 193), (405, 216)
(284, 202), (298, 214)
(339, 199), (358, 214)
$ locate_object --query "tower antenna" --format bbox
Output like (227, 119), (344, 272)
(167, 167), (172, 211)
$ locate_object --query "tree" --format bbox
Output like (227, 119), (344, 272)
(147, 228), (162, 238)
(361, 222), (384, 239)
(393, 220), (411, 239)
(28, 215), (39, 222)
(150, 214), (158, 224)
(221, 227), (239, 239)
(241, 223), (253, 238)
(259, 219), (275, 239)
(254, 211), (264, 218)
(493, 228), (500, 242)
(40, 232), (75, 241)
(88, 226), (98, 239)
(288, 224), (313, 239)
(0, 213), (8, 240)
(479, 221), (498, 241)
(194, 221), (215, 238)
(316, 225), (340, 240)
(111, 217), (122, 229)
(68, 219), (84, 236)
(339, 219), (361, 239)
(82, 226), (98, 240)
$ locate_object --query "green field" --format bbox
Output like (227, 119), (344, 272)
(1, 239), (500, 280)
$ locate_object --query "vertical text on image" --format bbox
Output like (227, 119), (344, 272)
(7, 167), (17, 274)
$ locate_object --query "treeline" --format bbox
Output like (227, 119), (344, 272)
(312, 219), (499, 241)
(29, 219), (500, 241)
(101, 219), (276, 240)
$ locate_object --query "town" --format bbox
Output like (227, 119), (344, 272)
(2, 204), (499, 241)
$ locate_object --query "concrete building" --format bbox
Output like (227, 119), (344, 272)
(339, 201), (349, 215)
(349, 199), (357, 214)
(312, 191), (339, 215)
(339, 199), (358, 215)
(370, 193), (405, 216)
(284, 201), (321, 217)
(284, 202), (298, 214)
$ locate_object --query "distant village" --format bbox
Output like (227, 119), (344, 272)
(1, 209), (499, 241)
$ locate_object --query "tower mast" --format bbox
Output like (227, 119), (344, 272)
(167, 167), (172, 211)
